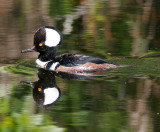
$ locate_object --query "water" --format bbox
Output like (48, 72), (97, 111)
(0, 0), (160, 132)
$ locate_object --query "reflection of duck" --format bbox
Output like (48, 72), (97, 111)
(21, 26), (117, 74)
(21, 69), (106, 107)
(21, 69), (61, 107)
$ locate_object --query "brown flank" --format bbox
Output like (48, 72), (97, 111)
(56, 62), (118, 74)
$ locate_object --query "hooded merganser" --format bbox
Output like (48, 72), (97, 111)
(21, 26), (117, 73)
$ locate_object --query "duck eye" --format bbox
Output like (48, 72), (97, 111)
(39, 43), (43, 46)
(38, 88), (42, 92)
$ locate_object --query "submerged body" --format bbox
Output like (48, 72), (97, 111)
(56, 53), (117, 73)
(36, 53), (118, 73)
(21, 26), (118, 74)
(56, 62), (117, 73)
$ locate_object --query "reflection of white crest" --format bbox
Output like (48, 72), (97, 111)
(43, 87), (60, 105)
(45, 28), (61, 47)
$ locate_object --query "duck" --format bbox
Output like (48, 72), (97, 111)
(21, 26), (118, 74)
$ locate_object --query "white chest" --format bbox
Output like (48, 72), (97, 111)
(36, 59), (59, 71)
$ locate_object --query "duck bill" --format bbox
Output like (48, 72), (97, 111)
(21, 46), (36, 53)
(20, 81), (34, 88)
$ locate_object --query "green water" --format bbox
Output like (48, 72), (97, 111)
(1, 0), (160, 132)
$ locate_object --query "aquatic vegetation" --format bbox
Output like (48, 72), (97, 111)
(4, 60), (37, 75)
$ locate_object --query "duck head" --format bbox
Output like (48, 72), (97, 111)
(21, 26), (62, 61)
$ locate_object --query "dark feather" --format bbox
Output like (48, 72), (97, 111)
(55, 53), (115, 67)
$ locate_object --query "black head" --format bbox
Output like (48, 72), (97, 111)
(21, 26), (63, 61)
(34, 26), (62, 53)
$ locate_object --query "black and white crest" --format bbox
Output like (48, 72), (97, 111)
(34, 26), (62, 47)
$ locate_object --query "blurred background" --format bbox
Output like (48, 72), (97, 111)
(0, 0), (160, 132)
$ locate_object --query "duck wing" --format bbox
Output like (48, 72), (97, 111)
(55, 53), (114, 67)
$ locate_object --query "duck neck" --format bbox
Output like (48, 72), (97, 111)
(38, 47), (58, 62)
(38, 53), (56, 62)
